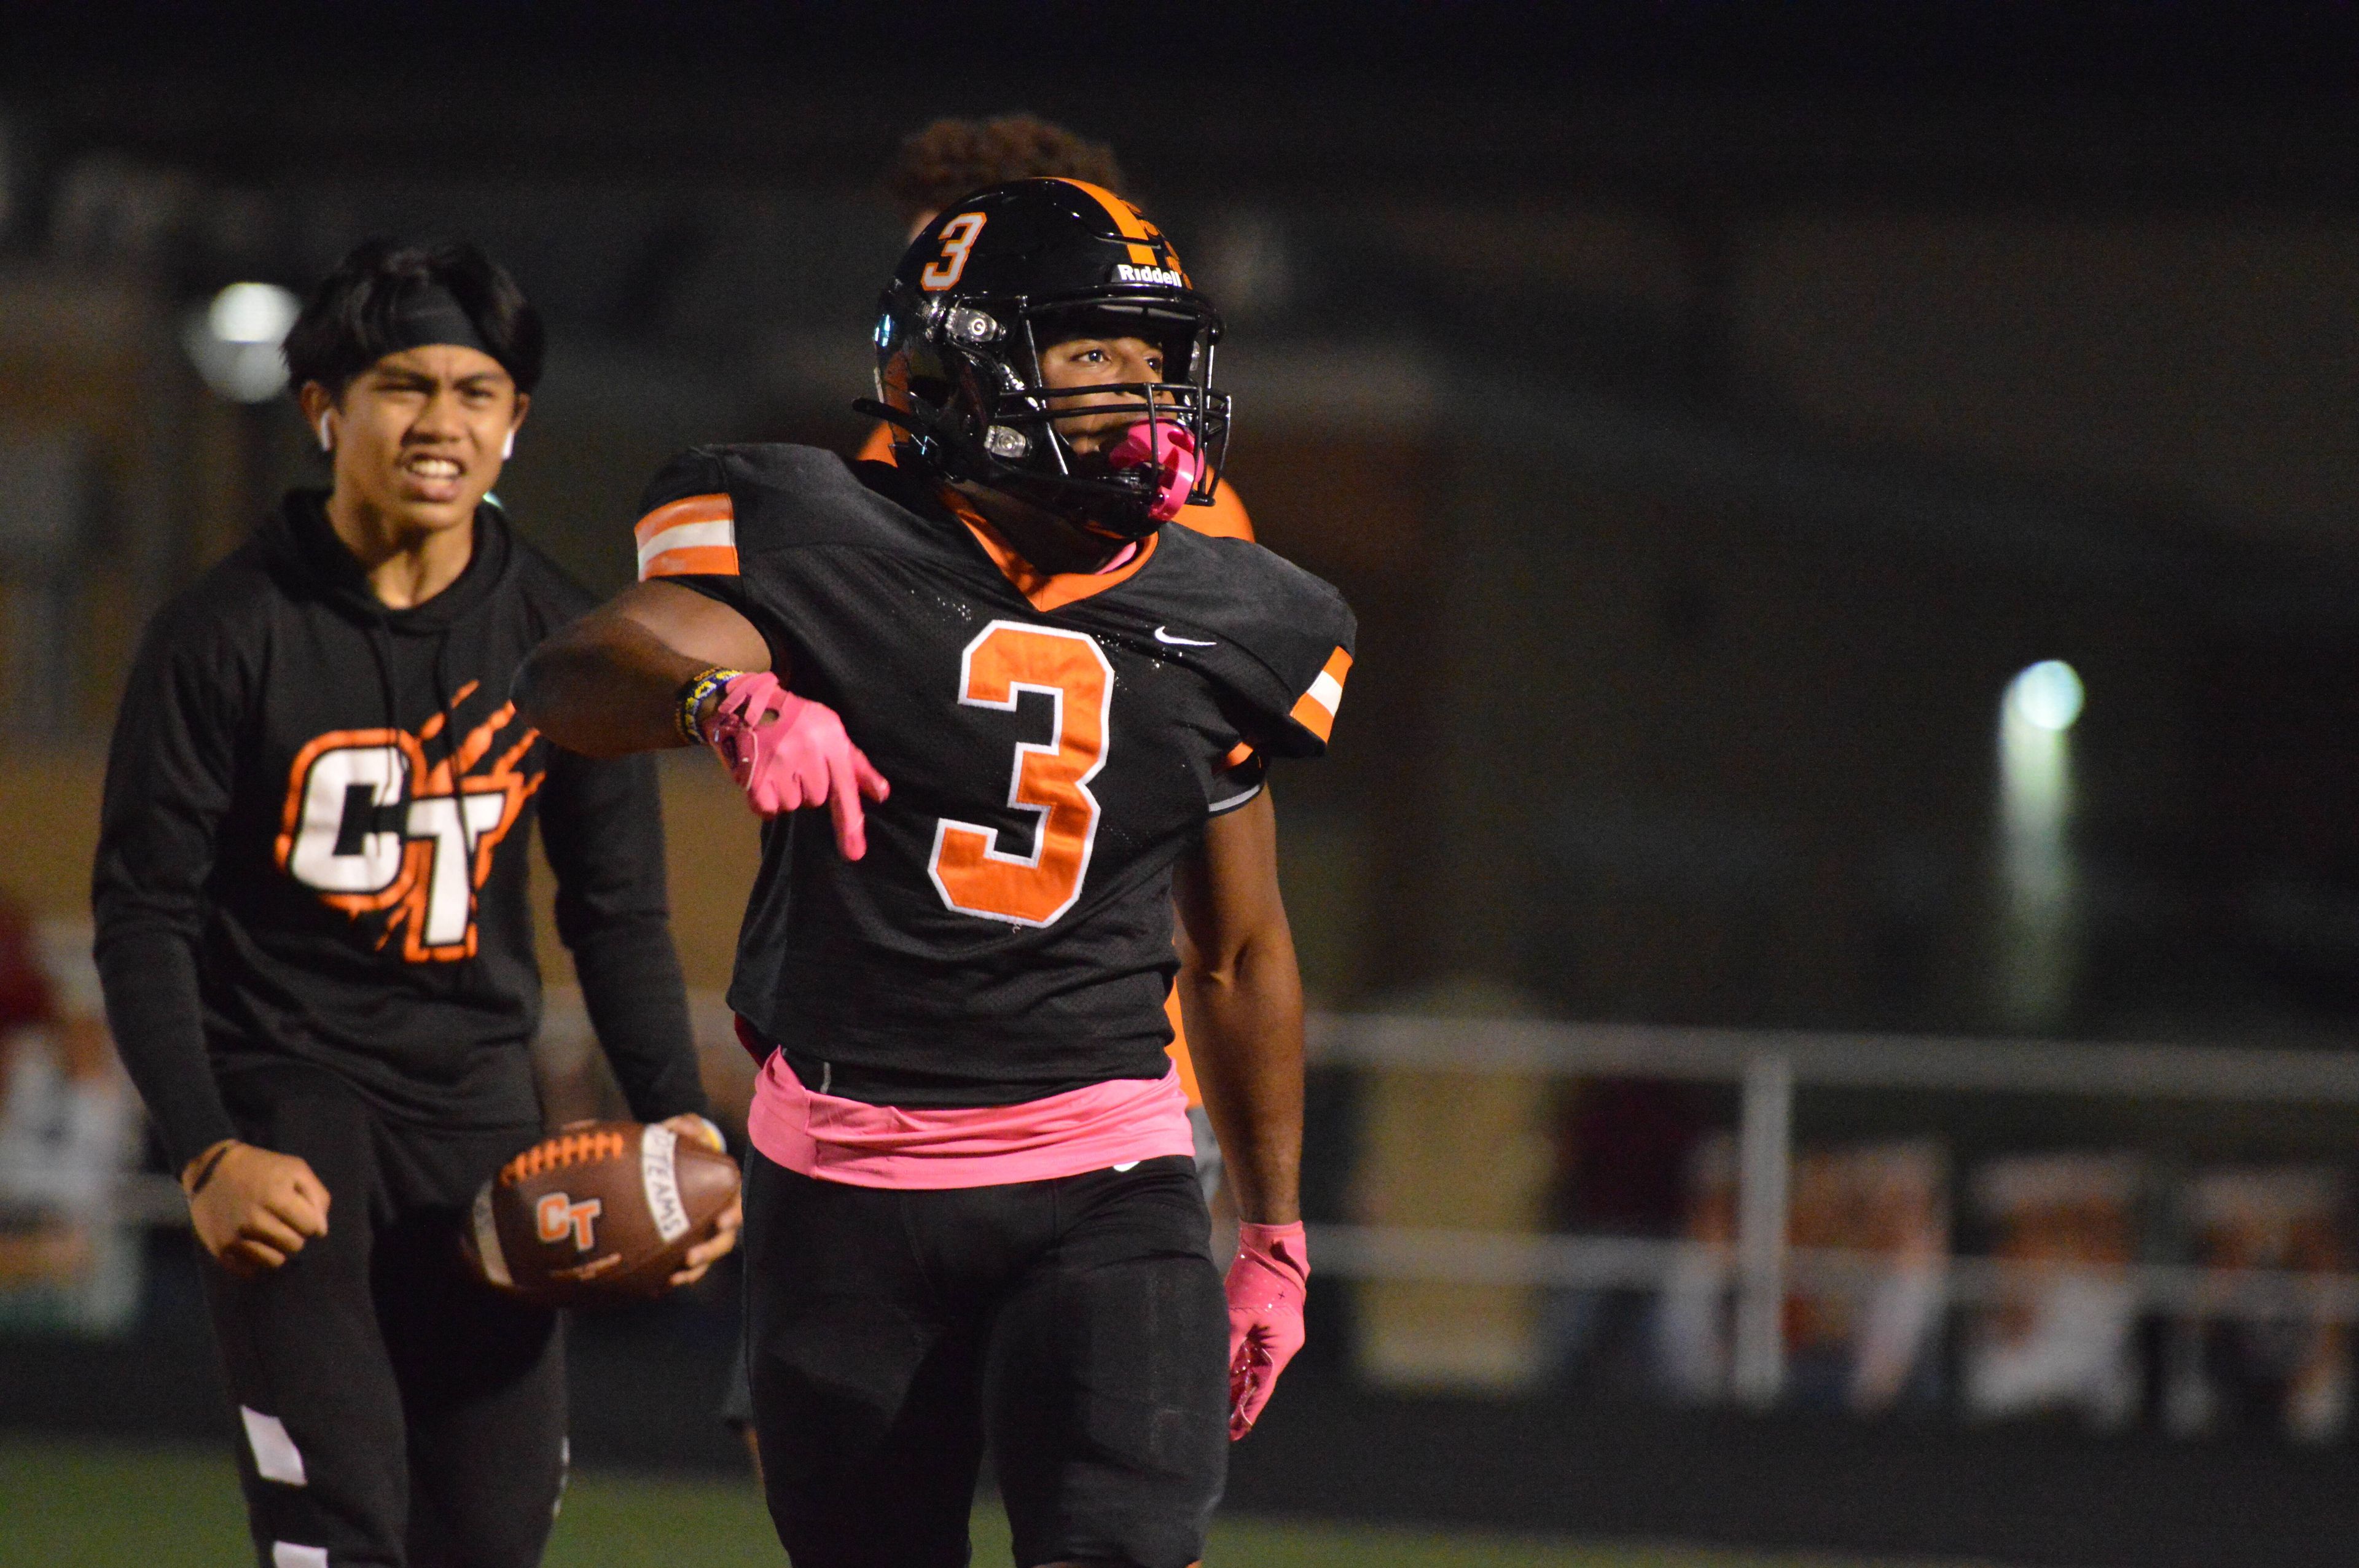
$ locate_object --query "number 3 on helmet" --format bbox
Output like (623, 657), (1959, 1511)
(919, 213), (988, 291)
(868, 178), (1230, 541)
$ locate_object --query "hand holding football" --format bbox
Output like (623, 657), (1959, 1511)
(463, 1120), (740, 1306)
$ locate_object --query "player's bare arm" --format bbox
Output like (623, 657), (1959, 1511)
(1173, 788), (1304, 1227)
(1176, 786), (1317, 1438)
(517, 581), (887, 857)
(517, 580), (771, 757)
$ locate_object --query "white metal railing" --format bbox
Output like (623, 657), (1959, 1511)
(1309, 1229), (2359, 1317)
(1302, 1013), (2359, 1407)
(1304, 1013), (2359, 1102)
(83, 1001), (2359, 1411)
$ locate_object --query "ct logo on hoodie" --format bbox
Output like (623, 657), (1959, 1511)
(273, 681), (544, 962)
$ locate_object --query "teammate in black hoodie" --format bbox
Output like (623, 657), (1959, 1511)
(92, 239), (737, 1568)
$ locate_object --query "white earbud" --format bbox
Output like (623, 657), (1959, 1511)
(316, 413), (334, 453)
(501, 429), (515, 460)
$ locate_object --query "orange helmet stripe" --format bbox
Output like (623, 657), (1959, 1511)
(1053, 177), (1185, 279)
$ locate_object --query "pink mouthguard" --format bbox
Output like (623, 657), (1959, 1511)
(1107, 421), (1201, 521)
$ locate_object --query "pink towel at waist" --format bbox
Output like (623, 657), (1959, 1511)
(741, 1023), (1195, 1190)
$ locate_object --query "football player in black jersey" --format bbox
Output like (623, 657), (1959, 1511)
(518, 179), (1353, 1568)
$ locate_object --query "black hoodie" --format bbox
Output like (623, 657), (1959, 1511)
(93, 492), (708, 1169)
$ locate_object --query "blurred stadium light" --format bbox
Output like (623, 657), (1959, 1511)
(1995, 661), (2084, 1031)
(180, 281), (299, 404)
(2006, 661), (2086, 734)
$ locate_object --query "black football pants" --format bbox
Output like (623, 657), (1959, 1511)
(743, 1151), (1230, 1568)
(202, 1063), (565, 1568)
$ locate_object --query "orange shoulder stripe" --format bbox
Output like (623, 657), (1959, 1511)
(634, 493), (731, 547)
(642, 544), (740, 580)
(1289, 647), (1353, 742)
(635, 493), (738, 580)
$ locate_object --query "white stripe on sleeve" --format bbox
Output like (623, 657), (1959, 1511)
(635, 518), (737, 575)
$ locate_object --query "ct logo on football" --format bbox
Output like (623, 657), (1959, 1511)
(535, 1193), (603, 1253)
(273, 682), (542, 962)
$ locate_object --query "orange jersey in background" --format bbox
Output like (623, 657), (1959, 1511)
(859, 422), (1253, 1105)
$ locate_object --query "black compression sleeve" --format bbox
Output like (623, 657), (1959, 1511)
(90, 608), (242, 1169)
(96, 930), (235, 1168)
(537, 747), (710, 1123)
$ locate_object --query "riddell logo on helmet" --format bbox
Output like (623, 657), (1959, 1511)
(1115, 263), (1184, 286)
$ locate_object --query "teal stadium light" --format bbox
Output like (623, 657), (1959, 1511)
(182, 281), (301, 403)
(1993, 658), (2083, 1027)
(2005, 659), (2084, 733)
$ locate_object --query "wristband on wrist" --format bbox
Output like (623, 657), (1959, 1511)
(184, 1141), (235, 1199)
(676, 666), (745, 746)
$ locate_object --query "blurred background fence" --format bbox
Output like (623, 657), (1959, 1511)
(16, 961), (2359, 1562)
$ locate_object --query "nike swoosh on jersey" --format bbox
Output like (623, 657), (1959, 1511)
(1153, 626), (1217, 647)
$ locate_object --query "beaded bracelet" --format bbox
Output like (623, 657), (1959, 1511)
(676, 666), (745, 746)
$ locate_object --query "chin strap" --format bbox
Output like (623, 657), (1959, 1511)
(851, 398), (950, 452)
(856, 400), (1190, 539)
(851, 397), (1001, 491)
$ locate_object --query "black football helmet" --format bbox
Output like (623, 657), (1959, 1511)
(865, 178), (1229, 540)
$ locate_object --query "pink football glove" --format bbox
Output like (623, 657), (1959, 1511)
(703, 672), (889, 859)
(1225, 1220), (1309, 1440)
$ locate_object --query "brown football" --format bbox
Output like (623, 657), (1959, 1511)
(463, 1121), (740, 1307)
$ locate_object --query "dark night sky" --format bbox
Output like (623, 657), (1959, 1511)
(11, 1), (2357, 96)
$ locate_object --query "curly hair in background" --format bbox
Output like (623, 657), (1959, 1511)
(883, 114), (1128, 230)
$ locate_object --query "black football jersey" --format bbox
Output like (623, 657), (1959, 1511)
(634, 445), (1355, 1106)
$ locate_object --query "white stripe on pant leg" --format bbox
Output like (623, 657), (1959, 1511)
(272, 1543), (329, 1568)
(240, 1406), (308, 1486)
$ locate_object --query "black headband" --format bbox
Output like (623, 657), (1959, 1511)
(387, 284), (493, 358)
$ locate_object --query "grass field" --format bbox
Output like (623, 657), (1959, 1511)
(0, 1438), (1985, 1567)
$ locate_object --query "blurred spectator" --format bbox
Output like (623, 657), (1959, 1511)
(1827, 1141), (1949, 1414)
(1962, 1152), (2142, 1430)
(1656, 1133), (1739, 1403)
(0, 897), (139, 1333)
(2169, 1166), (2352, 1444)
(1543, 1077), (1714, 1388)
(1656, 1134), (1948, 1414)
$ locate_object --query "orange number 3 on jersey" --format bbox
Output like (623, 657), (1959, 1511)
(928, 620), (1111, 927)
(919, 213), (988, 292)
